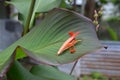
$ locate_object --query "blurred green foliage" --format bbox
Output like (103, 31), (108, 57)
(100, 0), (108, 4)
(81, 72), (119, 80)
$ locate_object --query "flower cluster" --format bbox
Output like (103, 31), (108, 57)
(93, 8), (103, 31)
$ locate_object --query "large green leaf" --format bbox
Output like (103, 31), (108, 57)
(7, 61), (48, 80)
(19, 8), (102, 65)
(0, 8), (102, 76)
(6, 0), (61, 27)
(30, 64), (76, 80)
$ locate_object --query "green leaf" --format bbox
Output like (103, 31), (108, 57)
(106, 27), (118, 40)
(30, 0), (62, 28)
(60, 0), (66, 8)
(30, 65), (77, 80)
(6, 0), (62, 28)
(0, 8), (102, 76)
(18, 8), (102, 65)
(5, 0), (32, 26)
(35, 0), (61, 12)
(0, 50), (16, 78)
(7, 61), (48, 80)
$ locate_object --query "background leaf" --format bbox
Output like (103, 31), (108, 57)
(35, 0), (62, 12)
(7, 61), (48, 80)
(0, 50), (15, 78)
(30, 64), (76, 80)
(6, 0), (62, 28)
(30, 0), (62, 28)
(0, 8), (102, 76)
(6, 0), (32, 26)
(106, 27), (118, 40)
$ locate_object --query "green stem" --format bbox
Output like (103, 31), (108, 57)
(69, 60), (78, 75)
(22, 0), (36, 36)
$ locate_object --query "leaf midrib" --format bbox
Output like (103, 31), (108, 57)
(34, 40), (64, 52)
